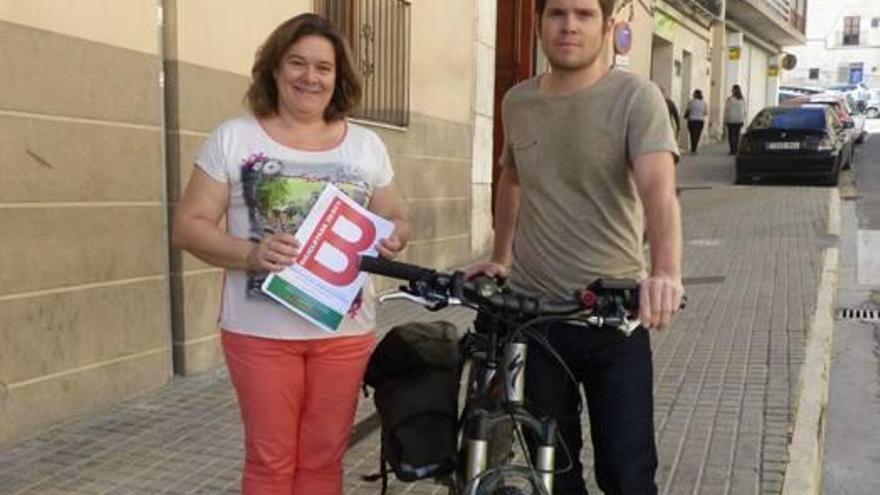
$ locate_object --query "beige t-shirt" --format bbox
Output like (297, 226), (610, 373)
(500, 69), (678, 298)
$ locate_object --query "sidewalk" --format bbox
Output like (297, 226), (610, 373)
(0, 144), (835, 495)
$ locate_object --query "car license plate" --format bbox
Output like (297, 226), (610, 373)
(766, 141), (800, 150)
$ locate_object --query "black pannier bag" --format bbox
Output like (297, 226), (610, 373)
(363, 320), (461, 491)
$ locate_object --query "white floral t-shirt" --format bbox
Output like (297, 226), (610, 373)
(196, 116), (394, 340)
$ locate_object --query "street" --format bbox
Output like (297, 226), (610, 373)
(822, 119), (880, 495)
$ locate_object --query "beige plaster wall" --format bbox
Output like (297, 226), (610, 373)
(1, 0), (483, 446)
(0, 0), (159, 54)
(409, 0), (476, 125)
(653, 4), (714, 145)
(0, 14), (171, 445)
(168, 0), (313, 75)
(618, 0), (657, 78)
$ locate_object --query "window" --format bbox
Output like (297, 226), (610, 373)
(872, 17), (880, 28)
(317, 0), (411, 127)
(809, 68), (820, 80)
(843, 16), (860, 45)
(750, 108), (828, 131)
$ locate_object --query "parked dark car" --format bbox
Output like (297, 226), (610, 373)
(736, 106), (849, 186)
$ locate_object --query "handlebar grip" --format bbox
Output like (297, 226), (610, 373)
(359, 255), (435, 282)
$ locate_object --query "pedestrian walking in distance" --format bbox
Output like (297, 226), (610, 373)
(724, 84), (747, 154)
(685, 89), (708, 154)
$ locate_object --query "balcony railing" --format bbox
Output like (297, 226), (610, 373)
(693, 0), (724, 18)
(725, 0), (805, 44)
(763, 0), (791, 21)
(790, 10), (805, 33)
(663, 0), (725, 21)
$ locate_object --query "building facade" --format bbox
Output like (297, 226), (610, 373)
(645, 0), (806, 141)
(1, 0), (808, 446)
(649, 1), (719, 144)
(724, 0), (807, 121)
(783, 0), (880, 88)
(0, 0), (495, 446)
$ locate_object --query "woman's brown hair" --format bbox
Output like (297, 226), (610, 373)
(245, 13), (362, 121)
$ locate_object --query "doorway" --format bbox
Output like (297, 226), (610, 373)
(651, 35), (674, 94)
(492, 0), (536, 214)
(680, 49), (693, 111)
(850, 62), (865, 84)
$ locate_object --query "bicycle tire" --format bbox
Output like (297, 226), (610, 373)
(486, 488), (527, 495)
(465, 465), (546, 495)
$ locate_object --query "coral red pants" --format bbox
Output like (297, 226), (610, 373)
(222, 330), (375, 495)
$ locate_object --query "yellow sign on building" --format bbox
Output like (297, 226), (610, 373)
(728, 47), (741, 60)
(767, 65), (780, 77)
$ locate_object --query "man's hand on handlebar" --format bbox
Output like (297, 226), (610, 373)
(464, 260), (508, 280)
(638, 274), (685, 330)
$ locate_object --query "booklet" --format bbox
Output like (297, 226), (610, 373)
(261, 183), (394, 332)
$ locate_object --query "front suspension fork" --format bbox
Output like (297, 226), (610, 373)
(464, 409), (557, 494)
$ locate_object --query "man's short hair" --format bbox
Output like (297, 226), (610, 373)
(536, 0), (617, 21)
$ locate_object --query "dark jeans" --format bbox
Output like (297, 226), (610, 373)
(726, 123), (743, 154)
(525, 323), (657, 495)
(687, 120), (704, 153)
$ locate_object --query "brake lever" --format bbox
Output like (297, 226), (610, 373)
(377, 291), (462, 311)
(582, 315), (641, 336)
(378, 292), (426, 305)
(619, 317), (641, 336)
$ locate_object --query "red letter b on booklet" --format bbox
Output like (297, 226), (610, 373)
(299, 197), (377, 286)
(261, 184), (394, 332)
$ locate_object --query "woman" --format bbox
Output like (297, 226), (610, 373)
(724, 84), (747, 154)
(172, 14), (409, 495)
(684, 89), (708, 154)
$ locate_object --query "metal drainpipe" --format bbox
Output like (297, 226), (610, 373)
(156, 0), (181, 377)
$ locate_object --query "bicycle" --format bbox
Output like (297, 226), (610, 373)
(359, 255), (680, 495)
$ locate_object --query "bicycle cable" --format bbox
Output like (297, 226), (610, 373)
(497, 315), (587, 480)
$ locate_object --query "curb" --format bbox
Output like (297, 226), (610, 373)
(781, 188), (841, 495)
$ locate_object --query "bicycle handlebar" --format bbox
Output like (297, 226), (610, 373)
(359, 255), (437, 282)
(359, 255), (647, 322)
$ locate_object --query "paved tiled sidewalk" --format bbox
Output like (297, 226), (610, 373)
(0, 302), (476, 495)
(0, 145), (833, 494)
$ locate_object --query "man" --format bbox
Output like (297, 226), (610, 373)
(469, 0), (684, 493)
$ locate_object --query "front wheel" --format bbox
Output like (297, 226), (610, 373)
(487, 487), (528, 495)
(467, 465), (547, 495)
